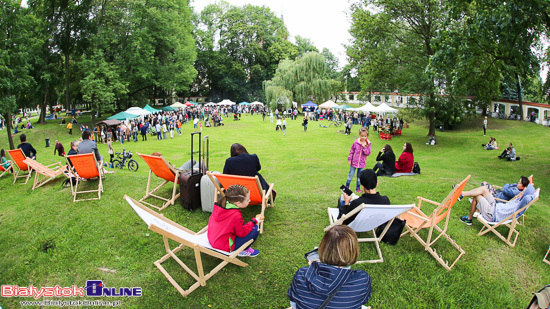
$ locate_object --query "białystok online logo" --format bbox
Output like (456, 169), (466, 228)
(1, 281), (142, 299)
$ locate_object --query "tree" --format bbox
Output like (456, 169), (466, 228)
(348, 0), (447, 135)
(295, 35), (318, 57)
(0, 1), (35, 149)
(264, 52), (332, 107)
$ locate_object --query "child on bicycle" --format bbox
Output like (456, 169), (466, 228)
(207, 184), (264, 257)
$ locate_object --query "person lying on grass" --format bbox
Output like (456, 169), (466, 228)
(459, 176), (535, 225)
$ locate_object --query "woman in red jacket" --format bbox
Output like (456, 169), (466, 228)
(395, 142), (414, 173)
(207, 185), (264, 257)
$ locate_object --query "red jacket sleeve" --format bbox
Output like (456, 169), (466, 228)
(232, 212), (256, 238)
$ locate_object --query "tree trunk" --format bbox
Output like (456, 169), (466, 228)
(516, 73), (523, 120)
(427, 93), (436, 136)
(38, 91), (48, 125)
(5, 112), (15, 150)
(91, 95), (96, 128)
(65, 52), (70, 111)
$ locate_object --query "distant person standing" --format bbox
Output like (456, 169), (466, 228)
(483, 116), (487, 136)
(67, 121), (73, 135)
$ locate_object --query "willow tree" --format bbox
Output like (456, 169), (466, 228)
(264, 52), (332, 108)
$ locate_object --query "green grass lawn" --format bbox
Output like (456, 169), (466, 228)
(0, 113), (549, 308)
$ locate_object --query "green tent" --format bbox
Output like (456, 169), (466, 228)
(161, 106), (177, 112)
(143, 104), (161, 113)
(107, 112), (139, 121)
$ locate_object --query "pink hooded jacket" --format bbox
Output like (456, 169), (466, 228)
(348, 140), (371, 168)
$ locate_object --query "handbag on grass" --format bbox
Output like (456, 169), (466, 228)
(375, 218), (406, 245)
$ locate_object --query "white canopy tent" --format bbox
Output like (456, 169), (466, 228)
(204, 102), (217, 106)
(319, 100), (339, 109)
(218, 99), (236, 106)
(170, 102), (186, 108)
(125, 107), (151, 116)
(377, 103), (399, 113)
(250, 101), (264, 106)
(352, 102), (379, 113)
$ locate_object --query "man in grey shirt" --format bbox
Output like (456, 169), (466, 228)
(78, 130), (104, 164)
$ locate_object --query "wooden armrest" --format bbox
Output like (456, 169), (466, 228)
(417, 196), (441, 206)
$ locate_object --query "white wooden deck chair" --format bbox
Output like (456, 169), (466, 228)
(138, 153), (180, 211)
(326, 203), (415, 263)
(23, 158), (67, 190)
(493, 185), (525, 226)
(400, 175), (470, 271)
(124, 195), (254, 297)
(477, 188), (540, 247)
(544, 246), (550, 265)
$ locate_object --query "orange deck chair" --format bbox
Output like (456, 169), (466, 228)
(138, 153), (180, 211)
(400, 175), (470, 271)
(207, 171), (274, 234)
(66, 153), (104, 202)
(23, 158), (67, 190)
(7, 149), (33, 184)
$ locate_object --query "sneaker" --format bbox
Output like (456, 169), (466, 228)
(356, 189), (362, 194)
(452, 185), (463, 201)
(473, 211), (480, 218)
(459, 215), (472, 226)
(238, 247), (260, 257)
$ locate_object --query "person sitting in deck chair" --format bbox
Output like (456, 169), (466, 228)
(459, 176), (534, 225)
(478, 175), (533, 202)
(338, 169), (390, 225)
(78, 130), (104, 166)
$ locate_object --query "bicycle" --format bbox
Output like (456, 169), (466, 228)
(329, 119), (343, 127)
(112, 149), (139, 172)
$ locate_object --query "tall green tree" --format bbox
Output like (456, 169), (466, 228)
(295, 35), (318, 57)
(192, 2), (293, 102)
(348, 0), (447, 135)
(264, 52), (332, 107)
(0, 0), (35, 149)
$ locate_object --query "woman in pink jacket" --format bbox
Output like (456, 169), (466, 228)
(346, 127), (372, 193)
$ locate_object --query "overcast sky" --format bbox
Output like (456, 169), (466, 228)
(191, 0), (354, 69)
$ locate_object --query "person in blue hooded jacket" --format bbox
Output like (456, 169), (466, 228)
(288, 225), (372, 309)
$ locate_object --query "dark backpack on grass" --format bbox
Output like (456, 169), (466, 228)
(412, 162), (420, 174)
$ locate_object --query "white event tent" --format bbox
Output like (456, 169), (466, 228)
(204, 102), (217, 106)
(352, 102), (379, 113)
(125, 107), (151, 116)
(319, 100), (339, 109)
(170, 102), (186, 108)
(377, 103), (399, 113)
(218, 99), (236, 106)
(250, 101), (264, 106)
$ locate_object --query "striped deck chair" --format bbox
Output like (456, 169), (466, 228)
(7, 149), (33, 184)
(400, 175), (470, 271)
(138, 153), (180, 211)
(124, 195), (254, 297)
(23, 158), (67, 190)
(66, 153), (104, 202)
(207, 171), (274, 234)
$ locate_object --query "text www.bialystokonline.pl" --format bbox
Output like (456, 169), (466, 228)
(19, 300), (122, 307)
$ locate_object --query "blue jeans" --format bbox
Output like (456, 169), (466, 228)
(233, 225), (259, 250)
(346, 166), (363, 190)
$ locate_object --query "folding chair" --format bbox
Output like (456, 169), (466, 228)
(493, 185), (525, 226)
(400, 175), (470, 271)
(66, 153), (104, 202)
(23, 158), (67, 190)
(544, 246), (550, 265)
(477, 188), (540, 247)
(138, 153), (180, 211)
(326, 203), (415, 263)
(123, 195), (253, 297)
(0, 161), (14, 181)
(7, 149), (33, 184)
(207, 171), (274, 234)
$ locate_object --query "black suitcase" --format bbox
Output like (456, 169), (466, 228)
(180, 132), (203, 210)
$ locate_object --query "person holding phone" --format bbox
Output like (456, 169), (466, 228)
(372, 144), (396, 176)
(288, 225), (372, 309)
(345, 127), (372, 193)
(339, 169), (390, 225)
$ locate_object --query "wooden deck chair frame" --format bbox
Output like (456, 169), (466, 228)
(207, 171), (274, 234)
(23, 158), (67, 190)
(400, 175), (471, 271)
(123, 195), (253, 297)
(138, 153), (180, 211)
(65, 153), (104, 202)
(477, 188), (540, 247)
(0, 161), (14, 181)
(7, 149), (33, 184)
(325, 203), (415, 263)
(544, 246), (550, 265)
